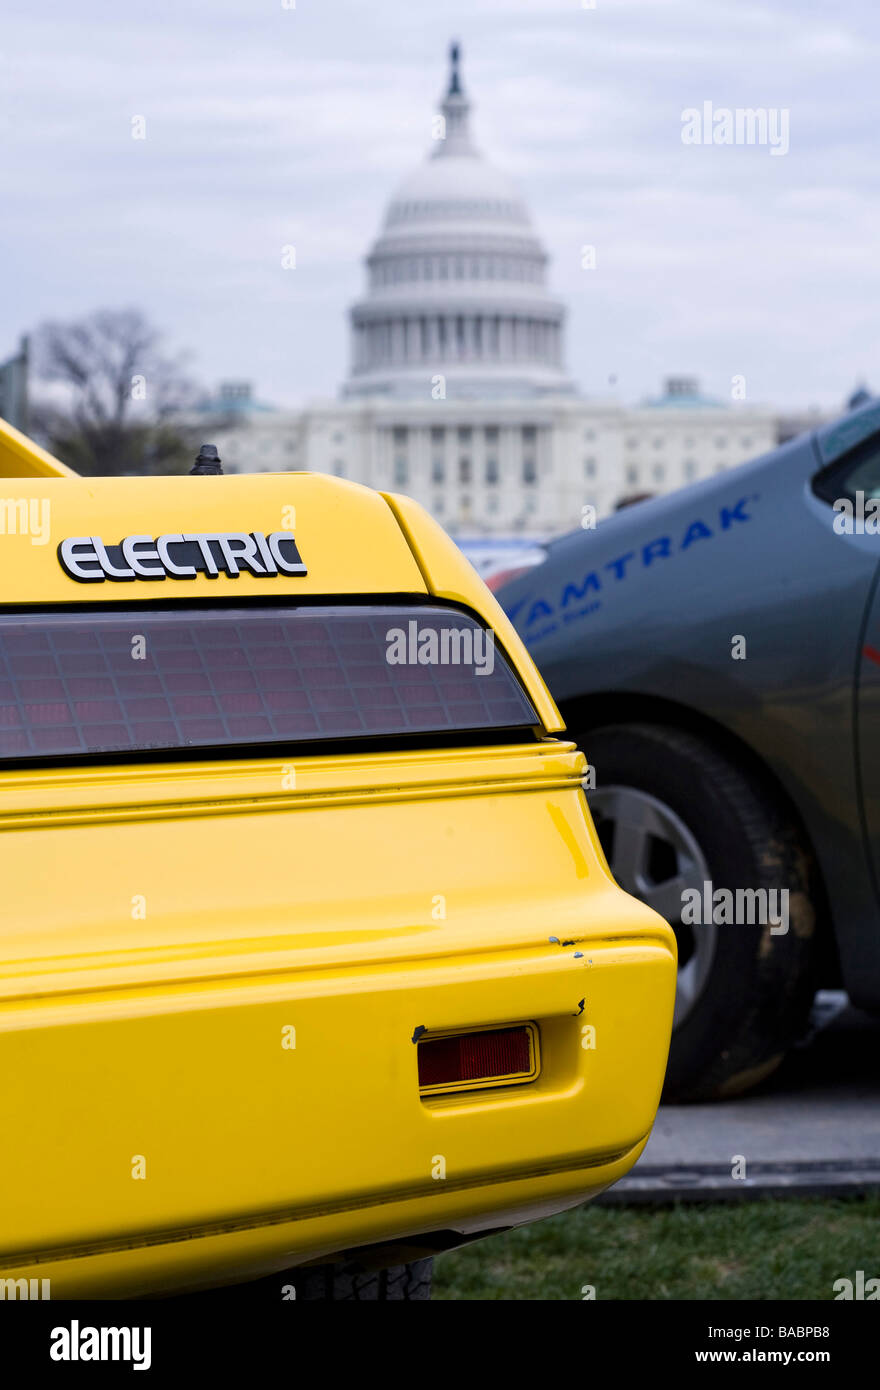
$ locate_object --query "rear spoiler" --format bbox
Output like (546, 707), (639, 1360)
(0, 415), (76, 479)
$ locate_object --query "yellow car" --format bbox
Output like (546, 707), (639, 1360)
(0, 420), (675, 1301)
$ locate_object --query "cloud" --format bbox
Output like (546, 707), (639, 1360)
(3, 0), (879, 410)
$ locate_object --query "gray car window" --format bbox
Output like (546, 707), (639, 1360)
(814, 437), (880, 505)
(844, 455), (880, 498)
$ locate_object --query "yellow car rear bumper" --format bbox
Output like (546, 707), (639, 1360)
(0, 742), (676, 1297)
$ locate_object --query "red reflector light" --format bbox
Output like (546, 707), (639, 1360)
(417, 1025), (535, 1093)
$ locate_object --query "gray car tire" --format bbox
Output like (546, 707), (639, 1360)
(583, 722), (820, 1102)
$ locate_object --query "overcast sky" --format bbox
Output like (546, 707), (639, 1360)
(3, 0), (879, 412)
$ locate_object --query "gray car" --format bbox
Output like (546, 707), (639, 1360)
(497, 398), (880, 1101)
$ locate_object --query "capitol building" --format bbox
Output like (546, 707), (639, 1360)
(212, 45), (776, 542)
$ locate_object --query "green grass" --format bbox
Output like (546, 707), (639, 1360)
(433, 1195), (880, 1300)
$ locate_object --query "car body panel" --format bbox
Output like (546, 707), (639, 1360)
(0, 415), (76, 479)
(0, 741), (674, 1297)
(0, 424), (675, 1296)
(499, 424), (880, 1010)
(0, 474), (426, 605)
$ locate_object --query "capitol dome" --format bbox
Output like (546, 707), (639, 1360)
(344, 44), (574, 400)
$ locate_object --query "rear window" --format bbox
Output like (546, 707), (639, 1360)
(0, 604), (538, 763)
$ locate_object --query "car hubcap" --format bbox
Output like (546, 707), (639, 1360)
(587, 784), (716, 1028)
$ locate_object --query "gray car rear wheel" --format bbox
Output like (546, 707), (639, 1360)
(588, 784), (717, 1029)
(583, 722), (820, 1101)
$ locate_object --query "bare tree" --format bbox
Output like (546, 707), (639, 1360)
(30, 309), (200, 475)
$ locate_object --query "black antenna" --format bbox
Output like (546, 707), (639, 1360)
(191, 443), (223, 475)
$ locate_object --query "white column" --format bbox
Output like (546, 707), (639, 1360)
(392, 319), (405, 364)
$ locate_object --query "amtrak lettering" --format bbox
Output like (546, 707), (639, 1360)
(505, 496), (758, 634)
(58, 532), (307, 583)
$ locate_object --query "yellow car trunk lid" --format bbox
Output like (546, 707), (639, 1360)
(0, 474), (426, 604)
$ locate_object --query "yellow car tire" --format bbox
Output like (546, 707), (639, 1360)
(292, 1258), (434, 1301)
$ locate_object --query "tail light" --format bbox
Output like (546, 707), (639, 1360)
(417, 1024), (539, 1095)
